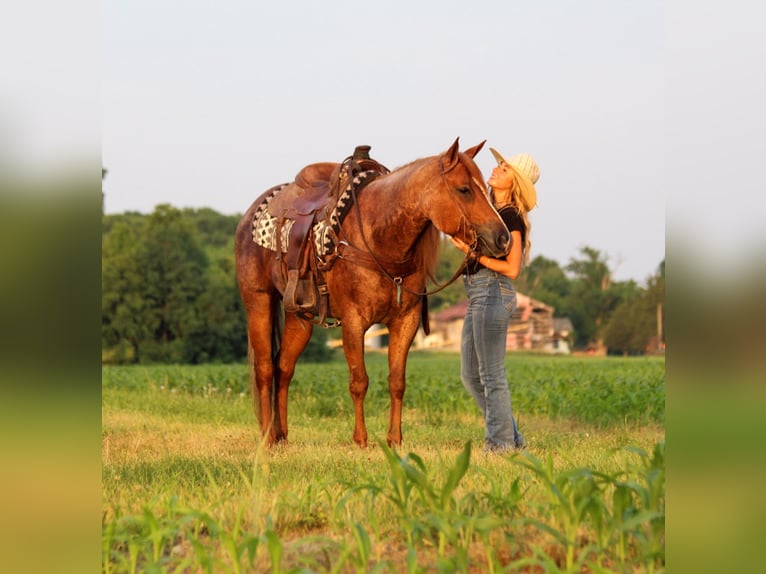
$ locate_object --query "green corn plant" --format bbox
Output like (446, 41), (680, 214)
(511, 453), (612, 572)
(102, 511), (141, 574)
(377, 441), (510, 572)
(377, 442), (423, 547)
(186, 510), (220, 574)
(104, 508), (171, 574)
(102, 514), (117, 574)
(616, 442), (665, 572)
(329, 522), (372, 574)
(142, 506), (167, 564)
(217, 503), (260, 574)
(262, 525), (283, 573)
(610, 480), (638, 565)
(477, 466), (524, 519)
(350, 522), (372, 572)
(384, 441), (468, 557)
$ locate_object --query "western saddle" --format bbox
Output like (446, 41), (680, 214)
(260, 145), (389, 324)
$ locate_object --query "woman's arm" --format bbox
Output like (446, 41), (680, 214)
(451, 230), (523, 280)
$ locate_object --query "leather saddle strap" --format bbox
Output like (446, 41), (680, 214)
(285, 215), (314, 269)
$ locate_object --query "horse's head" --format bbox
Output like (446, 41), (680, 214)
(429, 138), (510, 258)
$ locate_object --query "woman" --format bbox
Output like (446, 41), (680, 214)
(450, 147), (540, 451)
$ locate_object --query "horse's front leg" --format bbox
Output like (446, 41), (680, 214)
(386, 312), (421, 446)
(341, 324), (369, 447)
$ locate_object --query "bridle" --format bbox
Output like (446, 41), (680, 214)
(339, 155), (483, 304)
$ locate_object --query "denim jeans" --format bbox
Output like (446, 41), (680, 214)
(461, 268), (525, 450)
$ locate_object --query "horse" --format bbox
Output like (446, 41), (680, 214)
(235, 138), (510, 448)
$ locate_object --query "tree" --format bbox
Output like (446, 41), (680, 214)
(566, 246), (613, 291)
(102, 207), (252, 364)
(182, 247), (248, 363)
(515, 255), (570, 313)
(559, 246), (631, 349)
(101, 204), (664, 362)
(646, 259), (665, 352)
(602, 266), (664, 355)
(602, 294), (653, 355)
(102, 218), (147, 362)
(593, 259), (665, 355)
(133, 205), (209, 362)
(182, 207), (242, 248)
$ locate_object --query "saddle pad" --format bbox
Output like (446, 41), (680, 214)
(251, 169), (380, 256)
(251, 184), (294, 253)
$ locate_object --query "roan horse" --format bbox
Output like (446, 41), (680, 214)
(235, 138), (509, 447)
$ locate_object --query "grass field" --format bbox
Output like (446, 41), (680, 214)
(102, 352), (665, 573)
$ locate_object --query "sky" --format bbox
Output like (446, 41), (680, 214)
(2, 1), (761, 286)
(97, 0), (670, 284)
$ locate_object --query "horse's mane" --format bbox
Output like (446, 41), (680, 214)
(378, 155), (443, 284)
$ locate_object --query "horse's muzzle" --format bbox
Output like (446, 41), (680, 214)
(495, 230), (510, 255)
(478, 228), (510, 257)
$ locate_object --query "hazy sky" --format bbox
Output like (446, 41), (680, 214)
(101, 0), (665, 283)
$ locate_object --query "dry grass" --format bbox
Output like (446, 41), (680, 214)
(102, 359), (665, 572)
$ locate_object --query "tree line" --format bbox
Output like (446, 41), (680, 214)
(102, 204), (664, 364)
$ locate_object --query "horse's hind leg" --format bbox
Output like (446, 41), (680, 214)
(273, 312), (314, 443)
(247, 292), (279, 444)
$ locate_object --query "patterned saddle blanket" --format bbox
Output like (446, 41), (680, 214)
(251, 157), (386, 263)
(249, 147), (389, 320)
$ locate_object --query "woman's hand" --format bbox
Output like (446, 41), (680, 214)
(451, 236), (479, 263)
(450, 236), (470, 254)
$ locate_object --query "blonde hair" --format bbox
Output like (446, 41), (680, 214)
(491, 182), (532, 266)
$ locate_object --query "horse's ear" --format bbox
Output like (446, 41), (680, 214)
(463, 140), (486, 159)
(443, 137), (461, 171)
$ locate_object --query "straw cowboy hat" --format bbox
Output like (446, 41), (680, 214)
(489, 148), (540, 212)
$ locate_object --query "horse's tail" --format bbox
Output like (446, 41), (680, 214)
(267, 298), (284, 428)
(271, 298), (283, 378)
(247, 334), (260, 424)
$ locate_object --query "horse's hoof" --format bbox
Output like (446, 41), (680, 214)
(386, 435), (403, 447)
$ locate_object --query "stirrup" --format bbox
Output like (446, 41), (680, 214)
(283, 269), (301, 313)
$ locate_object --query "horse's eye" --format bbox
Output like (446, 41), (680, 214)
(456, 186), (471, 196)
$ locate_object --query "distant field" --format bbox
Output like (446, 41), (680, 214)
(102, 353), (665, 573)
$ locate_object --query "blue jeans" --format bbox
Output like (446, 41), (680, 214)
(461, 268), (525, 450)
